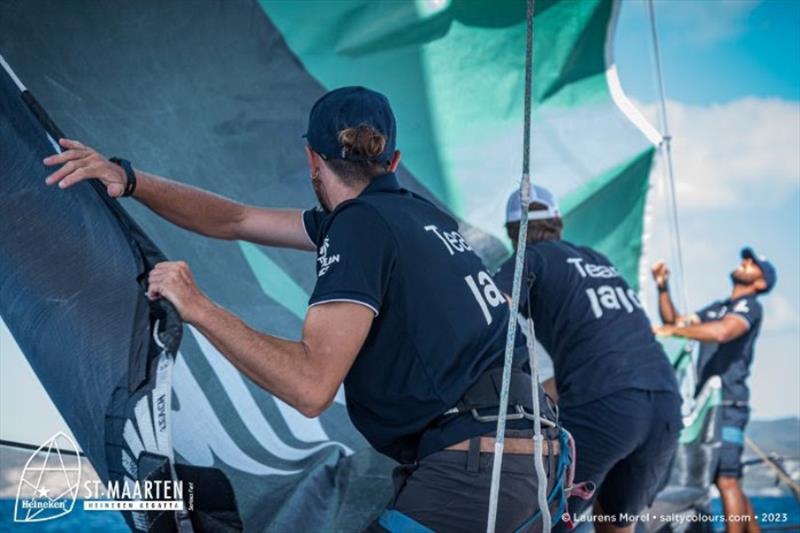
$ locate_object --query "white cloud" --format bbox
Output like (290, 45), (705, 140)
(638, 97), (800, 210)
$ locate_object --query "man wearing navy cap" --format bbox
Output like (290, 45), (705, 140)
(46, 86), (560, 532)
(495, 187), (681, 533)
(653, 249), (776, 533)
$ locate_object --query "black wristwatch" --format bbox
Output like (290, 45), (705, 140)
(109, 157), (137, 197)
(657, 283), (669, 293)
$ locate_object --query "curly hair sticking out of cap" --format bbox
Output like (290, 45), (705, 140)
(325, 124), (391, 185)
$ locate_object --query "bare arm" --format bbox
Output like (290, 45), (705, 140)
(651, 260), (693, 325)
(43, 139), (314, 251)
(657, 286), (680, 325)
(192, 301), (372, 416)
(132, 170), (313, 249)
(146, 261), (373, 417)
(656, 314), (749, 344)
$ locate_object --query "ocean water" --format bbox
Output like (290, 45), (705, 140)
(0, 500), (127, 532)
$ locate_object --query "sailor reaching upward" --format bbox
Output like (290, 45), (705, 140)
(652, 249), (776, 533)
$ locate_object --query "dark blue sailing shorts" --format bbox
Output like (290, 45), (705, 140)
(717, 405), (749, 479)
(558, 388), (682, 527)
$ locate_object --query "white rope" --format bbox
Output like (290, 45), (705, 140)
(647, 0), (690, 313)
(526, 318), (551, 531)
(487, 0), (551, 531)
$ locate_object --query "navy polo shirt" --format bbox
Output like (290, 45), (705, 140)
(696, 295), (762, 404)
(495, 240), (678, 408)
(303, 173), (519, 463)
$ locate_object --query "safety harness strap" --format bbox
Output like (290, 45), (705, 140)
(441, 363), (557, 428)
(456, 367), (535, 413)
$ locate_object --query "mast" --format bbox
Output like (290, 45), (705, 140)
(647, 0), (690, 313)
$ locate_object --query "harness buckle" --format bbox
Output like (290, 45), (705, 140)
(470, 405), (557, 427)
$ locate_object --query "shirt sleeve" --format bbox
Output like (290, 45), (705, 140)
(302, 207), (326, 248)
(696, 302), (717, 323)
(308, 203), (396, 316)
(729, 296), (762, 328)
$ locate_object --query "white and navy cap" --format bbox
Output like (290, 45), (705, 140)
(505, 185), (561, 224)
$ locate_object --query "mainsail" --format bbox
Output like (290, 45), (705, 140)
(0, 0), (659, 530)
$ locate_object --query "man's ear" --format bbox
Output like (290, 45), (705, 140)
(754, 278), (767, 292)
(304, 145), (319, 176)
(388, 150), (401, 172)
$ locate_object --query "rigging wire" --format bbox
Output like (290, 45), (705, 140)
(745, 437), (800, 501)
(647, 0), (690, 313)
(0, 438), (86, 457)
(486, 0), (550, 531)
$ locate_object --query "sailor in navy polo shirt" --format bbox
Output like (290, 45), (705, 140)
(495, 186), (681, 533)
(298, 88), (559, 533)
(47, 86), (560, 532)
(652, 248), (776, 533)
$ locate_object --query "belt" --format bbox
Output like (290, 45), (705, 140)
(446, 436), (560, 455)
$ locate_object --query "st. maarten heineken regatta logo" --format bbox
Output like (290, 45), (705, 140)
(14, 432), (81, 523)
(14, 432), (184, 523)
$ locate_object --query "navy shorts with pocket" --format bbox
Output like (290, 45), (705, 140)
(558, 388), (682, 527)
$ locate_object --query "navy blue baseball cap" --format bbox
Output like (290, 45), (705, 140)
(741, 247), (777, 294)
(304, 86), (396, 163)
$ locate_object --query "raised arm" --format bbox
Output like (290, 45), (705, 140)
(43, 139), (315, 251)
(651, 260), (688, 325)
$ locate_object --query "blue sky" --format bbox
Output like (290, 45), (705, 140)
(617, 0), (800, 104)
(616, 0), (800, 420)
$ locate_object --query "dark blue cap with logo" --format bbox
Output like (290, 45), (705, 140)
(741, 247), (777, 294)
(304, 86), (396, 164)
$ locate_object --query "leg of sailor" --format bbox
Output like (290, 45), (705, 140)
(715, 405), (760, 533)
(558, 388), (682, 531)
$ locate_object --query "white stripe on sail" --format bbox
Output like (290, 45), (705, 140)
(171, 354), (300, 476)
(189, 327), (351, 459)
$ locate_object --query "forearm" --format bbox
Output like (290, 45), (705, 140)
(132, 169), (247, 240)
(189, 300), (322, 415)
(133, 169), (313, 250)
(670, 323), (726, 343)
(42, 142), (312, 249)
(657, 289), (679, 324)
